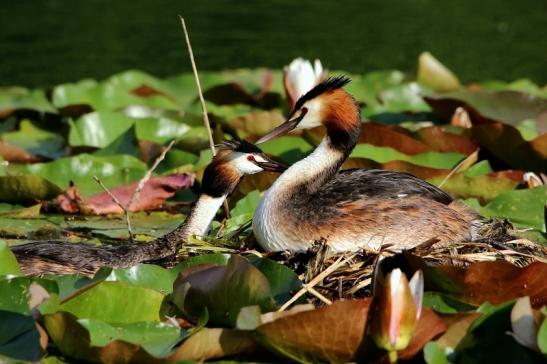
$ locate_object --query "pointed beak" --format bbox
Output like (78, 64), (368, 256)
(256, 155), (288, 173)
(255, 113), (304, 144)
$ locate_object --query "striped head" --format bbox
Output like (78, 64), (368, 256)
(201, 140), (287, 197)
(256, 76), (360, 148)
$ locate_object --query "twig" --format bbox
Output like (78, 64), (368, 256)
(93, 140), (175, 243)
(179, 15), (230, 218)
(278, 254), (355, 311)
(93, 175), (134, 242)
(438, 148), (479, 188)
(127, 139), (176, 211)
(179, 16), (216, 156)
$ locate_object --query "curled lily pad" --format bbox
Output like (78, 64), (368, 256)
(172, 255), (275, 326)
(0, 175), (62, 203)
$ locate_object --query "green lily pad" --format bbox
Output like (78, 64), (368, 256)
(60, 281), (164, 324)
(0, 175), (62, 203)
(0, 87), (56, 114)
(478, 186), (547, 231)
(79, 319), (183, 357)
(1, 120), (66, 159)
(172, 254), (275, 326)
(106, 264), (175, 294)
(0, 311), (44, 362)
(428, 174), (518, 202)
(8, 154), (147, 196)
(0, 240), (22, 276)
(260, 136), (314, 164)
(352, 144), (465, 169)
(52, 70), (181, 112)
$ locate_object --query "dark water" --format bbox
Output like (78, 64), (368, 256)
(1, 0), (546, 87)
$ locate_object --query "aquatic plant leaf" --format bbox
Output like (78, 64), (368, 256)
(471, 122), (546, 172)
(0, 87), (56, 116)
(226, 109), (285, 138)
(343, 157), (450, 180)
(55, 174), (193, 215)
(60, 281), (164, 323)
(0, 175), (62, 203)
(106, 264), (176, 295)
(434, 312), (482, 350)
(8, 154), (147, 196)
(0, 311), (45, 362)
(0, 240), (22, 276)
(258, 136), (314, 164)
(454, 302), (543, 363)
(427, 174), (518, 202)
(351, 144), (465, 169)
(417, 52), (461, 92)
(79, 319), (182, 357)
(477, 185), (547, 231)
(397, 308), (447, 360)
(246, 255), (303, 307)
(172, 255), (275, 326)
(0, 141), (41, 163)
(1, 120), (66, 160)
(359, 122), (432, 155)
(404, 254), (547, 308)
(425, 90), (547, 126)
(43, 311), (163, 363)
(169, 327), (257, 362)
(256, 299), (372, 363)
(52, 70), (181, 112)
(538, 316), (547, 355)
(415, 126), (477, 154)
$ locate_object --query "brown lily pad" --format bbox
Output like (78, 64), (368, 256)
(471, 123), (546, 172)
(255, 299), (372, 363)
(54, 174), (194, 214)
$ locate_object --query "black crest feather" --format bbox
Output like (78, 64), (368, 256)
(216, 139), (262, 154)
(294, 75), (352, 111)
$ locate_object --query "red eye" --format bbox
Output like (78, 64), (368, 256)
(301, 107), (308, 115)
(247, 155), (256, 162)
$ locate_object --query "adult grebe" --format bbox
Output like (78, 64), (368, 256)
(13, 140), (286, 276)
(252, 76), (481, 252)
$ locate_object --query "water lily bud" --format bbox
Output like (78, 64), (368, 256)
(283, 58), (327, 107)
(523, 172), (544, 189)
(450, 107), (472, 128)
(510, 296), (541, 352)
(371, 269), (423, 354)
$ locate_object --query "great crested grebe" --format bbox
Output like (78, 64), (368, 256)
(13, 141), (286, 276)
(252, 76), (481, 252)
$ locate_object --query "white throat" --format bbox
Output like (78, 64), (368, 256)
(182, 194), (226, 240)
(271, 138), (341, 188)
(253, 137), (343, 251)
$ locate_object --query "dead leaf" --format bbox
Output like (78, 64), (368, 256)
(398, 308), (447, 360)
(0, 141), (42, 163)
(54, 174), (194, 215)
(437, 261), (547, 308)
(415, 126), (477, 154)
(169, 328), (257, 361)
(472, 123), (546, 172)
(256, 299), (372, 363)
(359, 122), (432, 155)
(435, 312), (481, 349)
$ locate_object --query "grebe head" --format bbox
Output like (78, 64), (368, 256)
(256, 75), (359, 144)
(201, 140), (287, 197)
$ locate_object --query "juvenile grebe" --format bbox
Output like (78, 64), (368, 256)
(252, 76), (481, 252)
(13, 141), (286, 276)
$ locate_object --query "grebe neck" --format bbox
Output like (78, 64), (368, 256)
(271, 135), (352, 195)
(173, 194), (226, 241)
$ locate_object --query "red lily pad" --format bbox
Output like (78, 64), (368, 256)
(54, 174), (194, 214)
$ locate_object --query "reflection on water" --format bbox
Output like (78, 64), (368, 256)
(1, 0), (545, 87)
